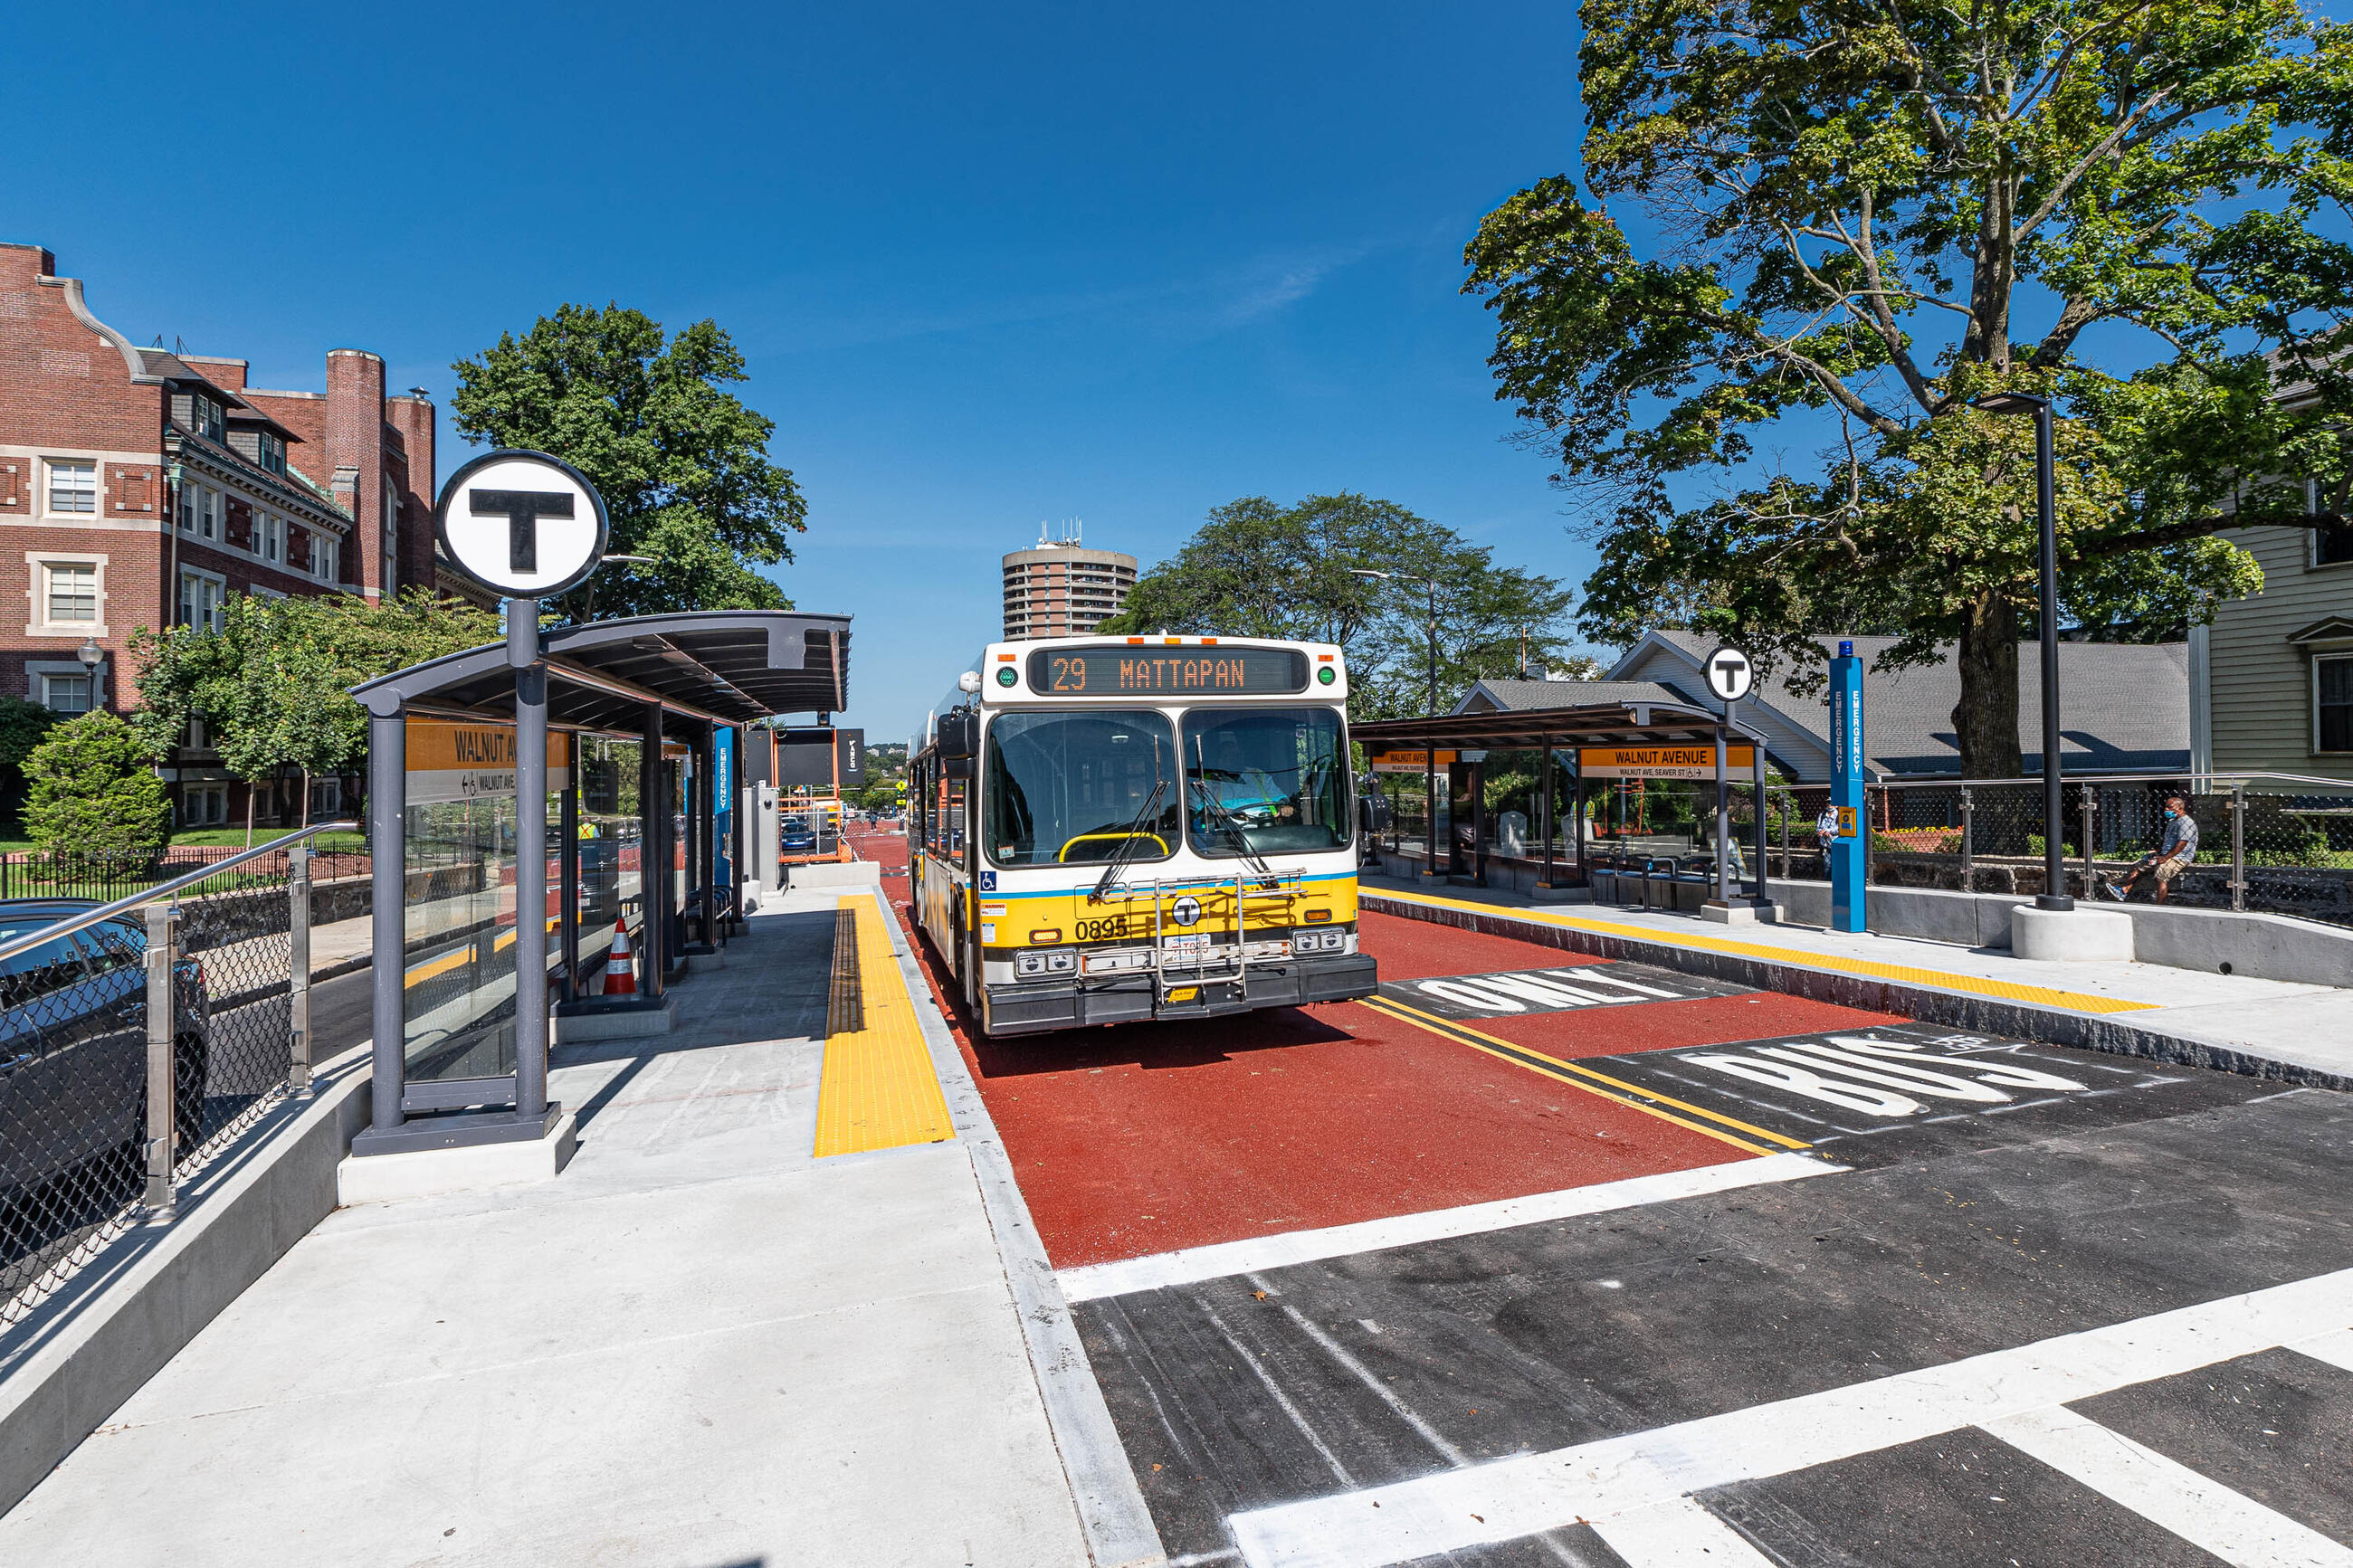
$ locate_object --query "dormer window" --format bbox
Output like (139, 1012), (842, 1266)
(257, 431), (287, 477)
(190, 393), (226, 443)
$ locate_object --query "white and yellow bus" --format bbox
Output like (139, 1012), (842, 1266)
(908, 636), (1377, 1038)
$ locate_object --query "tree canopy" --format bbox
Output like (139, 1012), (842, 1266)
(449, 303), (806, 621)
(1464, 0), (2353, 774)
(1095, 494), (1587, 718)
(131, 592), (500, 832)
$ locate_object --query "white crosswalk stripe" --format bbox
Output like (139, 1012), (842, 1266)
(1224, 1266), (2353, 1568)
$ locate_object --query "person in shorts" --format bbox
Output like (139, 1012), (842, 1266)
(2105, 795), (2197, 903)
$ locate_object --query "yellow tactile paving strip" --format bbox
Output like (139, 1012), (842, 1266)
(1370, 887), (2161, 1017)
(814, 892), (957, 1157)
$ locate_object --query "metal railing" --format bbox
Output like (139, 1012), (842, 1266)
(1380, 772), (2353, 928)
(0, 822), (357, 1326)
(0, 840), (368, 905)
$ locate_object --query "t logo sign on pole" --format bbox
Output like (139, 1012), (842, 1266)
(433, 451), (609, 601)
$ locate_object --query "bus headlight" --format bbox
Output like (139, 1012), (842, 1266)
(1291, 930), (1346, 955)
(1015, 948), (1078, 979)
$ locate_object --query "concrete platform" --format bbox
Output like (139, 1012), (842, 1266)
(1362, 875), (2353, 1089)
(0, 889), (1124, 1568)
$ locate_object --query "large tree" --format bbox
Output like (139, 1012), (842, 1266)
(1096, 494), (1583, 718)
(450, 304), (806, 621)
(1464, 0), (2353, 775)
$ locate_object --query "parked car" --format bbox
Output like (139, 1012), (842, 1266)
(0, 900), (211, 1273)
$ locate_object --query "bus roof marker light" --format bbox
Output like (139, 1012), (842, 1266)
(996, 667), (1018, 688)
(1318, 667), (1337, 685)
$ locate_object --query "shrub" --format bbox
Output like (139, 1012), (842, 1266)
(22, 711), (171, 862)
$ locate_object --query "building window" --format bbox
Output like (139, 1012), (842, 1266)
(179, 569), (225, 632)
(40, 673), (94, 715)
(196, 486), (219, 540)
(2320, 657), (2353, 754)
(257, 432), (287, 477)
(44, 563), (97, 622)
(316, 535), (339, 584)
(47, 461), (96, 514)
(182, 785), (228, 827)
(258, 512), (283, 563)
(191, 393), (226, 443)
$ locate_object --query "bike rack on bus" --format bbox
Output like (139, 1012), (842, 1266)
(1137, 870), (1304, 1000)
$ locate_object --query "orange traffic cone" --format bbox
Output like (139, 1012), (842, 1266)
(603, 923), (638, 996)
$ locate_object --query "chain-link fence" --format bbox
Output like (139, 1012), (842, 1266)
(1839, 775), (2353, 927)
(1365, 764), (2352, 927)
(0, 823), (353, 1326)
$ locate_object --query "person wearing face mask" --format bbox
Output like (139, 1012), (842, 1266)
(2105, 794), (2198, 903)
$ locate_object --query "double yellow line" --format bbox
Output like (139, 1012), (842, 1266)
(1356, 994), (1812, 1158)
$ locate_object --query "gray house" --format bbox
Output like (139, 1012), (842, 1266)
(1455, 630), (2192, 784)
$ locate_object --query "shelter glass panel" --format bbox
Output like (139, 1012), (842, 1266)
(576, 736), (643, 965)
(400, 722), (568, 1085)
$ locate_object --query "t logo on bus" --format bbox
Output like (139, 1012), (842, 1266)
(1171, 896), (1202, 927)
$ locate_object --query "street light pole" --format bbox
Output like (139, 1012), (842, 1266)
(1972, 392), (2072, 911)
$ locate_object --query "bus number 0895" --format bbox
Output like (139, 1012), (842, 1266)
(1074, 915), (1128, 941)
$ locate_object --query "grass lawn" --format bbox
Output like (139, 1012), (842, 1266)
(0, 828), (367, 856)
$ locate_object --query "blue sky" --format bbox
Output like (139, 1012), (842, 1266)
(20, 1), (1596, 744)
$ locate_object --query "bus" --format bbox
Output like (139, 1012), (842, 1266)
(907, 635), (1377, 1038)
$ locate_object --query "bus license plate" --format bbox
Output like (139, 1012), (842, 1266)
(1162, 934), (1210, 954)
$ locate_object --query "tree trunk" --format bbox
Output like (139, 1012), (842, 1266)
(1953, 589), (2024, 780)
(300, 767), (311, 828)
(244, 783), (256, 849)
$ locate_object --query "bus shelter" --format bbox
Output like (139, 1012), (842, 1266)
(348, 611), (849, 1157)
(1350, 690), (1779, 889)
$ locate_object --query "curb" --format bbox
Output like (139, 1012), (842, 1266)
(869, 893), (1167, 1568)
(1363, 892), (2353, 1095)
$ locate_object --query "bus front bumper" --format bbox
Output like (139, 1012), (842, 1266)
(982, 953), (1377, 1038)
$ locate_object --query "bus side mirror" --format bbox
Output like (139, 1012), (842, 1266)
(938, 711), (978, 762)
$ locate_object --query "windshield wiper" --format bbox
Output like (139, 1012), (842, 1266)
(1195, 784), (1272, 875)
(1091, 777), (1168, 904)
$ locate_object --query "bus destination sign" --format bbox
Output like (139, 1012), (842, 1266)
(1026, 645), (1310, 697)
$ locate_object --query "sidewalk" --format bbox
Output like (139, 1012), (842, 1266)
(1362, 875), (2353, 1088)
(0, 884), (1138, 1568)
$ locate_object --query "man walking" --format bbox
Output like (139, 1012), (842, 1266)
(2105, 795), (2198, 904)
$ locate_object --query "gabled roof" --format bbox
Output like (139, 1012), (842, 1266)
(1608, 631), (2190, 777)
(2288, 615), (2353, 645)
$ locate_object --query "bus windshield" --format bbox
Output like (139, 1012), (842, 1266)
(1183, 708), (1350, 857)
(985, 710), (1181, 867)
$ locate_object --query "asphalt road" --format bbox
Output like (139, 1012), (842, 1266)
(855, 827), (2353, 1568)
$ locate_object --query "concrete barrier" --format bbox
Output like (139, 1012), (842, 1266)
(0, 1049), (372, 1518)
(1767, 879), (2350, 987)
(787, 860), (885, 890)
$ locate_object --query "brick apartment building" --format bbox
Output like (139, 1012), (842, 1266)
(0, 242), (483, 828)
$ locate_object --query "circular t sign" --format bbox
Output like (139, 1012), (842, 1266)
(1704, 644), (1755, 703)
(433, 450), (610, 599)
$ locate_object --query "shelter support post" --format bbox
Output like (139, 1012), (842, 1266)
(1538, 746), (1556, 887)
(367, 698), (406, 1135)
(560, 779), (580, 999)
(640, 699), (666, 1000)
(1750, 724), (1769, 909)
(1572, 767), (1586, 878)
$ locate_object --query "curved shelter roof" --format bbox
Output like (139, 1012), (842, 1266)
(350, 611), (850, 736)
